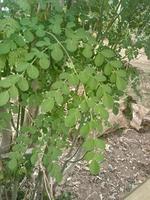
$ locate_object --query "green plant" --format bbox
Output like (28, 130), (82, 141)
(0, 0), (149, 199)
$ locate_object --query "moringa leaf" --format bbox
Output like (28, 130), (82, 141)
(101, 49), (115, 58)
(94, 53), (105, 66)
(82, 45), (93, 58)
(89, 160), (100, 175)
(51, 44), (64, 62)
(39, 57), (50, 69)
(41, 98), (54, 113)
(17, 77), (29, 91)
(0, 91), (9, 106)
(27, 65), (39, 79)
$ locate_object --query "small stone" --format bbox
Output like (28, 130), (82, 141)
(108, 164), (114, 172)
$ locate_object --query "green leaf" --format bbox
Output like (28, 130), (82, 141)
(51, 24), (62, 35)
(36, 29), (45, 37)
(102, 93), (113, 109)
(0, 91), (9, 106)
(101, 49), (115, 58)
(96, 87), (103, 98)
(59, 72), (69, 80)
(83, 139), (95, 151)
(110, 73), (116, 83)
(0, 75), (20, 88)
(36, 41), (47, 47)
(50, 163), (62, 183)
(39, 57), (50, 69)
(41, 98), (54, 113)
(65, 109), (80, 128)
(116, 76), (127, 90)
(66, 39), (78, 52)
(16, 62), (29, 72)
(89, 119), (102, 131)
(31, 152), (38, 165)
(16, 0), (31, 12)
(0, 56), (6, 70)
(110, 60), (122, 68)
(80, 123), (90, 137)
(116, 70), (127, 77)
(104, 63), (113, 76)
(14, 35), (26, 47)
(94, 53), (105, 66)
(89, 160), (100, 175)
(25, 52), (35, 61)
(94, 153), (104, 162)
(65, 114), (76, 128)
(8, 158), (17, 171)
(9, 85), (18, 99)
(61, 84), (70, 95)
(17, 77), (29, 91)
(54, 91), (63, 105)
(102, 84), (112, 94)
(82, 45), (93, 58)
(79, 71), (89, 84)
(85, 151), (95, 161)
(49, 0), (62, 12)
(80, 100), (89, 112)
(95, 139), (105, 150)
(51, 44), (63, 62)
(95, 104), (109, 120)
(87, 98), (96, 109)
(47, 147), (61, 161)
(95, 73), (106, 82)
(0, 43), (10, 55)
(27, 65), (39, 79)
(24, 30), (34, 42)
(68, 74), (79, 85)
(87, 78), (97, 90)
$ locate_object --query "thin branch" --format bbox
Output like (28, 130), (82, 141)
(46, 31), (94, 119)
(31, 47), (48, 65)
(40, 164), (54, 200)
(99, 0), (104, 36)
(46, 31), (73, 65)
(10, 111), (17, 131)
(61, 144), (81, 173)
(103, 0), (124, 35)
(43, 172), (52, 200)
(69, 150), (90, 163)
(64, 135), (78, 159)
(20, 106), (25, 127)
(16, 104), (21, 136)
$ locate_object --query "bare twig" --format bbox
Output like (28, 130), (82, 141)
(42, 170), (52, 200)
(61, 135), (78, 173)
(16, 104), (21, 136)
(10, 111), (17, 132)
(69, 150), (90, 163)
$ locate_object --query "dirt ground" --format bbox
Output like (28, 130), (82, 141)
(61, 129), (150, 200)
(59, 53), (150, 200)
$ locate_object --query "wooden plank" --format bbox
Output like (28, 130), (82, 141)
(124, 179), (150, 200)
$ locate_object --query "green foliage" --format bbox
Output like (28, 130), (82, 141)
(0, 91), (9, 106)
(51, 44), (64, 62)
(0, 0), (149, 199)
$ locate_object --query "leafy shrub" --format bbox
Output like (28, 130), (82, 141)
(0, 0), (149, 199)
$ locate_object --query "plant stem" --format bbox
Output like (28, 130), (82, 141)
(11, 181), (18, 200)
(16, 104), (21, 136)
(103, 0), (124, 37)
(20, 106), (25, 127)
